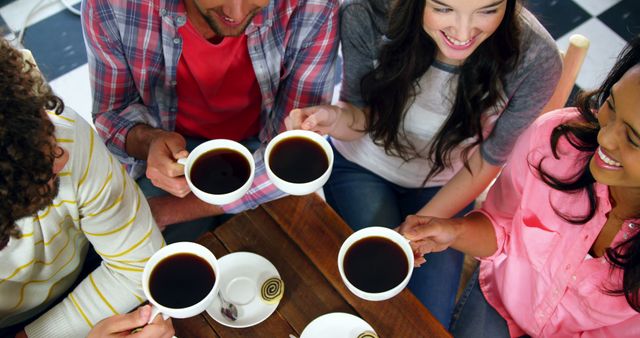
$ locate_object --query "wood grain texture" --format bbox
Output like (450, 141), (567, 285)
(175, 194), (451, 338)
(263, 194), (451, 338)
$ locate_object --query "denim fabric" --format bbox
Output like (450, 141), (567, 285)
(324, 146), (472, 328)
(450, 268), (511, 337)
(138, 136), (261, 243)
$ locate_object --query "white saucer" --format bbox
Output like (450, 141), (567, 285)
(300, 312), (377, 338)
(206, 252), (281, 328)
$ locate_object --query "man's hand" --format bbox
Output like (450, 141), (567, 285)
(285, 105), (342, 135)
(398, 215), (462, 267)
(145, 131), (190, 197)
(88, 305), (174, 338)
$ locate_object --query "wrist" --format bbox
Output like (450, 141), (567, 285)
(126, 124), (166, 160)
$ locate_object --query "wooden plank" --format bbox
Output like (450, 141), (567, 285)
(263, 195), (451, 338)
(214, 210), (355, 336)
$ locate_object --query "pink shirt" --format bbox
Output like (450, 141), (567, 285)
(477, 108), (640, 337)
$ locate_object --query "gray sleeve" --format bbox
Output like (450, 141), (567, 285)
(480, 11), (563, 165)
(338, 0), (386, 108)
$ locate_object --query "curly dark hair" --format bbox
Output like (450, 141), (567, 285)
(362, 0), (522, 181)
(536, 37), (640, 311)
(0, 38), (64, 249)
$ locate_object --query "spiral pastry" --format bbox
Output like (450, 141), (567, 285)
(260, 277), (284, 304)
(357, 331), (378, 338)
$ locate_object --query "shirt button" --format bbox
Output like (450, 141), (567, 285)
(572, 275), (577, 280)
(624, 234), (629, 240)
(160, 8), (167, 16)
(170, 107), (177, 113)
(629, 223), (636, 229)
(176, 16), (186, 24)
(170, 80), (177, 86)
(173, 37), (181, 44)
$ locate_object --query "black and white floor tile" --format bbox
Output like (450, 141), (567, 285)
(0, 0), (638, 125)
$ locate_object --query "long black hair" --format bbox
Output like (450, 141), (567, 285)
(362, 0), (521, 181)
(536, 37), (640, 311)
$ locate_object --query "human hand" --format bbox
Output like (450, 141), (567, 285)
(145, 131), (190, 197)
(88, 304), (174, 338)
(285, 105), (342, 135)
(398, 215), (461, 267)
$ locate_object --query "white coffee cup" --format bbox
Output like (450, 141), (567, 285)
(142, 242), (220, 322)
(178, 139), (255, 205)
(265, 130), (333, 195)
(337, 227), (414, 301)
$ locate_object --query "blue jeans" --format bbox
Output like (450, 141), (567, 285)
(323, 146), (472, 329)
(450, 268), (511, 337)
(138, 136), (261, 243)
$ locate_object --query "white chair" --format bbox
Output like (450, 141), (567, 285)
(541, 34), (590, 114)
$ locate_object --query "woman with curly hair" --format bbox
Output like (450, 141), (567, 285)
(400, 37), (640, 337)
(0, 39), (173, 338)
(286, 0), (561, 327)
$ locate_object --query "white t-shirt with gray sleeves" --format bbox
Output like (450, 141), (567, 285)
(334, 0), (562, 188)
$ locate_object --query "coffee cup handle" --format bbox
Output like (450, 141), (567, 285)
(148, 304), (170, 324)
(177, 158), (187, 166)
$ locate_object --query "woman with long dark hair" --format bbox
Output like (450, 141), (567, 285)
(286, 0), (560, 327)
(400, 37), (640, 337)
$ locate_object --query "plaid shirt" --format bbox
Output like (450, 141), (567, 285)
(82, 0), (339, 213)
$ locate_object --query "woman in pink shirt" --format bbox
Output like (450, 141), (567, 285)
(399, 37), (640, 337)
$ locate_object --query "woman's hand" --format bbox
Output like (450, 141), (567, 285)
(285, 105), (342, 135)
(398, 215), (462, 267)
(88, 305), (175, 338)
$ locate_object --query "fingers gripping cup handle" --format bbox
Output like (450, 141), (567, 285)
(177, 157), (187, 166)
(148, 304), (170, 324)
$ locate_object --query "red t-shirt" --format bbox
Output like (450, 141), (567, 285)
(175, 19), (261, 141)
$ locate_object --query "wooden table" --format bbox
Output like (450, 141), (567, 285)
(173, 194), (450, 338)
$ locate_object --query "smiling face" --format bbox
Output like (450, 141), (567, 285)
(186, 0), (270, 38)
(422, 0), (508, 65)
(590, 64), (640, 188)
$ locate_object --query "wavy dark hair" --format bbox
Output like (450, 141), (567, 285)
(0, 38), (64, 250)
(536, 37), (640, 311)
(362, 0), (522, 181)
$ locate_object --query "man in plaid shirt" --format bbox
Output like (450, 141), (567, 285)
(81, 0), (339, 240)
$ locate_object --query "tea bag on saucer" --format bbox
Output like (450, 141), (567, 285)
(260, 277), (284, 304)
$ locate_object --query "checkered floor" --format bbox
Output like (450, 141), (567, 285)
(1, 0), (639, 125)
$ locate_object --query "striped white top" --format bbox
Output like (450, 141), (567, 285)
(0, 108), (165, 337)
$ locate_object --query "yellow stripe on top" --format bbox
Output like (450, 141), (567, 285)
(79, 169), (114, 209)
(106, 262), (144, 273)
(37, 199), (78, 220)
(69, 292), (93, 328)
(78, 130), (95, 187)
(96, 228), (153, 258)
(8, 230), (83, 310)
(83, 189), (141, 237)
(55, 138), (74, 143)
(85, 164), (127, 218)
(0, 225), (74, 285)
(47, 111), (75, 123)
(89, 273), (118, 315)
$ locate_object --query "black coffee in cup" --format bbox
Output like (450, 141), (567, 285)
(149, 253), (216, 309)
(190, 148), (251, 194)
(343, 236), (409, 293)
(268, 136), (328, 183)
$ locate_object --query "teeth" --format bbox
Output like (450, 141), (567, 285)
(598, 147), (622, 167)
(443, 32), (471, 46)
(223, 16), (235, 23)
